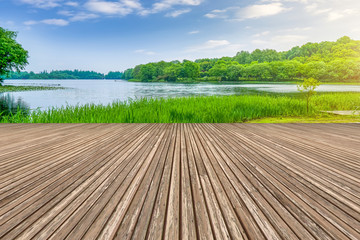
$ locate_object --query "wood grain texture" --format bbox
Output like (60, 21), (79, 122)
(0, 123), (359, 240)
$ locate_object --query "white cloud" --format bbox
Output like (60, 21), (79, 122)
(154, 0), (203, 11)
(65, 1), (79, 7)
(165, 9), (191, 17)
(24, 20), (38, 25)
(140, 0), (203, 16)
(204, 9), (227, 19)
(253, 31), (270, 37)
(187, 40), (230, 52)
(58, 10), (73, 16)
(42, 18), (69, 26)
(250, 34), (309, 50)
(188, 30), (199, 34)
(20, 0), (61, 8)
(58, 10), (99, 21)
(24, 18), (69, 26)
(205, 3), (290, 21)
(252, 39), (268, 45)
(204, 40), (230, 49)
(327, 12), (344, 21)
(70, 13), (99, 21)
(22, 0), (205, 19)
(85, 0), (142, 15)
(271, 34), (307, 44)
(279, 27), (312, 32)
(186, 40), (244, 57)
(327, 9), (358, 21)
(261, 0), (309, 3)
(237, 3), (290, 20)
(135, 49), (156, 55)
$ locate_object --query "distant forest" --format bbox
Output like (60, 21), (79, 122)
(122, 36), (360, 83)
(6, 36), (360, 82)
(7, 70), (123, 80)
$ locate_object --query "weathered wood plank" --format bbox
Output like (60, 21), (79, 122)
(0, 123), (359, 240)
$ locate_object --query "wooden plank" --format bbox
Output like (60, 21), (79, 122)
(0, 123), (359, 239)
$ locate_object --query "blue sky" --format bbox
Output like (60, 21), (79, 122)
(1, 0), (360, 73)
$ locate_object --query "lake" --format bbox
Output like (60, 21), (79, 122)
(3, 79), (360, 110)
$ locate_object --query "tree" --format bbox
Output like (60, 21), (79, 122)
(0, 27), (29, 85)
(138, 64), (156, 82)
(297, 77), (320, 113)
(105, 71), (123, 79)
(227, 63), (244, 81)
(182, 61), (200, 79)
(163, 64), (182, 82)
(245, 62), (271, 80)
(208, 60), (228, 81)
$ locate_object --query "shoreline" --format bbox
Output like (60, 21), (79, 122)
(4, 78), (360, 85)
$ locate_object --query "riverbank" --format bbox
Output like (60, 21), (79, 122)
(0, 85), (64, 93)
(247, 114), (360, 123)
(1, 92), (359, 123)
(127, 78), (360, 85)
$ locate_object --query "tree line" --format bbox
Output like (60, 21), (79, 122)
(5, 36), (360, 83)
(7, 70), (123, 80)
(122, 36), (360, 83)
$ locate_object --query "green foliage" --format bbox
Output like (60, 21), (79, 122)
(7, 70), (105, 79)
(123, 68), (133, 80)
(105, 71), (123, 79)
(297, 77), (321, 113)
(2, 92), (359, 123)
(208, 60), (228, 80)
(0, 27), (29, 85)
(119, 36), (360, 83)
(182, 61), (200, 79)
(163, 64), (182, 82)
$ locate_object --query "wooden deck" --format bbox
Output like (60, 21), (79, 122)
(0, 123), (359, 240)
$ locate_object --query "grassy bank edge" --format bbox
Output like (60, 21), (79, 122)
(127, 78), (360, 85)
(247, 113), (360, 123)
(0, 85), (65, 93)
(2, 92), (360, 123)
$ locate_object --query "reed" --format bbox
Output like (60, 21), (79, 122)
(2, 93), (359, 123)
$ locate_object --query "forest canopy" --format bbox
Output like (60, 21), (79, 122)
(7, 70), (123, 80)
(122, 36), (360, 83)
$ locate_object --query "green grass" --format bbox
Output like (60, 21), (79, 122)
(1, 92), (360, 123)
(320, 82), (360, 85)
(0, 85), (64, 93)
(247, 113), (360, 123)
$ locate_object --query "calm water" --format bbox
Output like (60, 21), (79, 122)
(3, 79), (360, 110)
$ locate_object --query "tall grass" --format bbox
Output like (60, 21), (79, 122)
(1, 93), (359, 123)
(312, 92), (360, 110)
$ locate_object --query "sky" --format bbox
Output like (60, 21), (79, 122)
(1, 0), (360, 73)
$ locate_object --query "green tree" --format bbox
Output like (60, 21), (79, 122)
(138, 64), (156, 82)
(227, 63), (244, 81)
(182, 61), (200, 79)
(297, 77), (320, 113)
(234, 51), (252, 64)
(163, 64), (182, 82)
(245, 62), (271, 81)
(0, 27), (29, 85)
(105, 71), (123, 79)
(123, 68), (134, 80)
(208, 60), (228, 81)
(302, 61), (328, 80)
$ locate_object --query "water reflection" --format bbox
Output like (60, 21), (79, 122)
(0, 93), (30, 118)
(3, 79), (360, 110)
